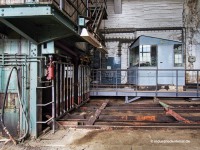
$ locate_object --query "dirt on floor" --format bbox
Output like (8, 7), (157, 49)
(1, 98), (200, 150)
(0, 128), (200, 150)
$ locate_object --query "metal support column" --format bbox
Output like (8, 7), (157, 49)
(29, 43), (39, 138)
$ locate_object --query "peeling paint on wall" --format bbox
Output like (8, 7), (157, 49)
(184, 0), (200, 83)
(184, 0), (200, 69)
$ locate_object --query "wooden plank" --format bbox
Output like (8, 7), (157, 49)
(86, 100), (109, 125)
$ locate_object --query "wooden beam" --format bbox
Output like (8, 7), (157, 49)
(86, 100), (109, 125)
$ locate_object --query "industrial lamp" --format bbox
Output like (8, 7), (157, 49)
(80, 28), (101, 48)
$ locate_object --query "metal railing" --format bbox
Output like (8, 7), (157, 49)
(78, 65), (90, 105)
(90, 68), (200, 96)
(53, 61), (74, 118)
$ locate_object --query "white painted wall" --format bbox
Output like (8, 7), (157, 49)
(105, 0), (183, 28)
(102, 0), (184, 69)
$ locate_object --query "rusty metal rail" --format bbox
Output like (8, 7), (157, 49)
(58, 99), (200, 129)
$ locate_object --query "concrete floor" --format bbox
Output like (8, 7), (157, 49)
(0, 128), (200, 150)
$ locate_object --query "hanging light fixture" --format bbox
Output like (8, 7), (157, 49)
(81, 28), (101, 48)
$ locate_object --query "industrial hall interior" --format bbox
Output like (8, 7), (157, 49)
(0, 0), (200, 149)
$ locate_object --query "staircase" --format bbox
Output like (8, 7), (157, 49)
(88, 0), (108, 36)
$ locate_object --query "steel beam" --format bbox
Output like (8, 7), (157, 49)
(0, 18), (37, 44)
(0, 6), (51, 17)
(90, 91), (200, 98)
(29, 43), (39, 138)
(125, 96), (140, 103)
(0, 5), (81, 44)
(99, 27), (184, 34)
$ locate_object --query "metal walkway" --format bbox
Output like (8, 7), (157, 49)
(90, 68), (200, 98)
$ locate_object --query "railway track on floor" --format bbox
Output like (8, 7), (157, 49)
(57, 99), (200, 129)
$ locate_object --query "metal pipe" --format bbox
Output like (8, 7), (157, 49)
(82, 66), (84, 103)
(36, 117), (53, 124)
(78, 66), (80, 105)
(0, 55), (47, 65)
(63, 64), (66, 112)
(100, 27), (184, 34)
(70, 66), (72, 109)
(72, 65), (74, 108)
(60, 63), (63, 114)
(0, 59), (45, 84)
(56, 63), (59, 117)
(37, 102), (54, 107)
(197, 71), (199, 97)
(66, 64), (69, 111)
(36, 86), (53, 89)
(84, 66), (87, 101)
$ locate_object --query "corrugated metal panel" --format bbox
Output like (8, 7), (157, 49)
(0, 39), (29, 54)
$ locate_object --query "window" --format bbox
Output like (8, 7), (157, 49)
(174, 44), (183, 67)
(139, 45), (157, 67)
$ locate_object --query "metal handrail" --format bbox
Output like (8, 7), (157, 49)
(91, 68), (200, 87)
(37, 101), (54, 107)
(90, 69), (200, 97)
(37, 117), (53, 124)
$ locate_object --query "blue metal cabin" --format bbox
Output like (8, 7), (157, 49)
(128, 35), (185, 87)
